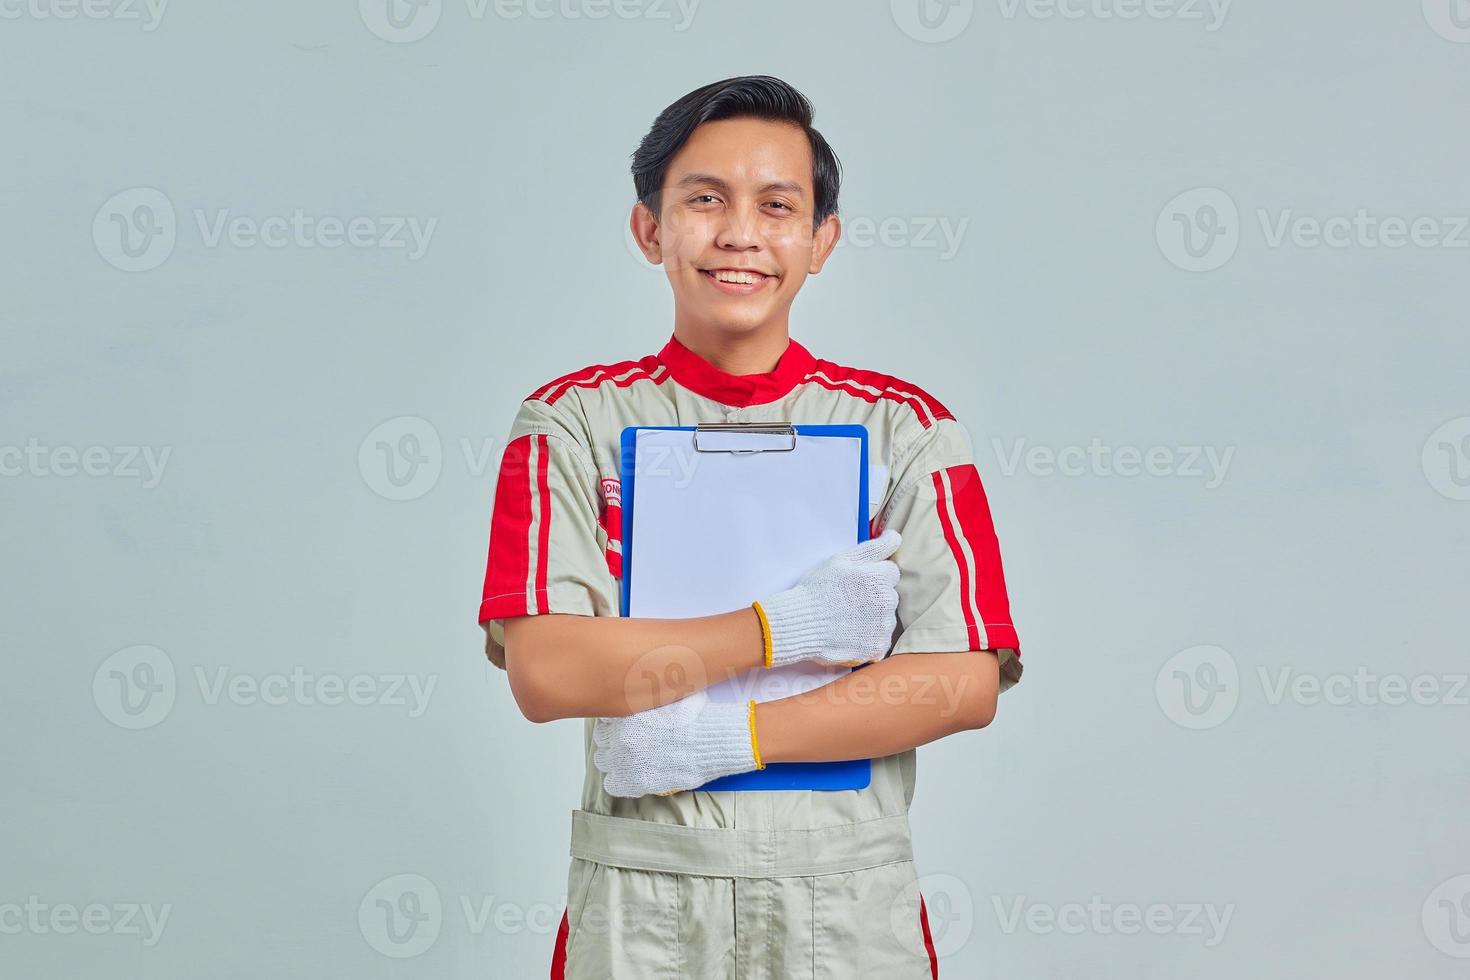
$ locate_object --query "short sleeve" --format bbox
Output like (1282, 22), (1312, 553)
(878, 416), (1024, 693)
(477, 399), (618, 670)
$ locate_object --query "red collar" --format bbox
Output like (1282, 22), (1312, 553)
(655, 333), (817, 407)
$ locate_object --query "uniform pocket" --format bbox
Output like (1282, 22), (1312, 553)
(563, 857), (603, 957)
(813, 861), (933, 980)
(562, 861), (677, 979)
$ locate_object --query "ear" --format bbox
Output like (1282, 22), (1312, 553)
(630, 201), (663, 265)
(807, 213), (841, 275)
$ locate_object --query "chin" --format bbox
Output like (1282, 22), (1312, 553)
(710, 309), (774, 332)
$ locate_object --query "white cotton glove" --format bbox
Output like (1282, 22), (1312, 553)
(592, 690), (761, 798)
(752, 527), (903, 669)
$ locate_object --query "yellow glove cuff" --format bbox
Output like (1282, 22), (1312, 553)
(748, 699), (765, 770)
(751, 600), (773, 669)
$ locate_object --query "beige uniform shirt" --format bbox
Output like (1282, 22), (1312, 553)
(477, 332), (1022, 837)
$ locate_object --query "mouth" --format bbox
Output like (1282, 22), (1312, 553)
(699, 267), (776, 295)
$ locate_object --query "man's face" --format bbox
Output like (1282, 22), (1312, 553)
(631, 117), (840, 338)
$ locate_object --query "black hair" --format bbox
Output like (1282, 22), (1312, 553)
(630, 75), (842, 228)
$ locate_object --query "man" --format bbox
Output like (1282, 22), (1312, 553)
(478, 75), (1023, 979)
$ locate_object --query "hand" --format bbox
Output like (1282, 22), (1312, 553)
(592, 691), (760, 798)
(753, 527), (902, 669)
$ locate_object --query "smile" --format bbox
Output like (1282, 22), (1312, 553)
(700, 268), (775, 294)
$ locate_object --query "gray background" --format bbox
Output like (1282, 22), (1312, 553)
(4, 1), (1467, 976)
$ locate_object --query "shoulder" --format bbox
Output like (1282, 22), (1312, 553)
(522, 353), (665, 406)
(805, 354), (957, 434)
(804, 354), (975, 487)
(506, 352), (664, 453)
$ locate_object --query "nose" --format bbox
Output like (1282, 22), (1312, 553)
(713, 205), (763, 252)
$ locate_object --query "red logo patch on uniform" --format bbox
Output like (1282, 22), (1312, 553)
(599, 477), (623, 578)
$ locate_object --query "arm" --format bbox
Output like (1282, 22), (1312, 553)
(496, 529), (905, 723)
(590, 647), (1005, 797)
(754, 649), (1002, 762)
(498, 608), (765, 723)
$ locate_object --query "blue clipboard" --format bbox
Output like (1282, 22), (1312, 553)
(619, 422), (872, 792)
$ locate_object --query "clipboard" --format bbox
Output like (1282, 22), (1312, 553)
(618, 422), (873, 792)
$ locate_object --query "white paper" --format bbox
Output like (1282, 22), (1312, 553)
(627, 427), (866, 704)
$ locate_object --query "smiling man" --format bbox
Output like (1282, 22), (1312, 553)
(477, 75), (1025, 979)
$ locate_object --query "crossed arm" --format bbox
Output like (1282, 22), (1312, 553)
(489, 610), (1000, 761)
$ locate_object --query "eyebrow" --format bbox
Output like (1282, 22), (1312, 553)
(674, 173), (807, 196)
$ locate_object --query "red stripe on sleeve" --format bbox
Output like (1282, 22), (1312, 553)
(945, 463), (1021, 653)
(931, 469), (982, 649)
(533, 433), (551, 615)
(479, 434), (535, 622)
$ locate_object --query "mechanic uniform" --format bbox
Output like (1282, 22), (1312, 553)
(477, 333), (1024, 980)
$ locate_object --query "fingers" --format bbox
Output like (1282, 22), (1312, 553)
(602, 768), (687, 798)
(876, 557), (901, 589)
(837, 527), (902, 565)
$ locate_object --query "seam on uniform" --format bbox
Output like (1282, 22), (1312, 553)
(674, 873), (683, 978)
(879, 420), (961, 522)
(558, 386), (613, 474)
(572, 811), (910, 838)
(665, 870), (678, 980)
(875, 443), (982, 529)
(809, 875), (817, 979)
(764, 869), (774, 973)
(480, 584), (599, 618)
(520, 425), (600, 487)
(890, 625), (983, 655)
(508, 394), (601, 478)
(481, 589), (538, 601)
(874, 466), (933, 527)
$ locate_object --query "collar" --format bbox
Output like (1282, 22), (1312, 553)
(655, 332), (818, 407)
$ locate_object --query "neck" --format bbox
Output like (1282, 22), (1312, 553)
(671, 323), (791, 376)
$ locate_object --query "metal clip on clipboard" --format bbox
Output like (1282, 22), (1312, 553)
(692, 421), (797, 454)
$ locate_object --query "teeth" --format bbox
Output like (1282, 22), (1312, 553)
(710, 270), (763, 284)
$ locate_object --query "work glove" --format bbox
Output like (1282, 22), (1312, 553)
(751, 527), (902, 669)
(592, 690), (763, 798)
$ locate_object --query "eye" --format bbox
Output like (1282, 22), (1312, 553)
(690, 194), (721, 205)
(766, 201), (793, 211)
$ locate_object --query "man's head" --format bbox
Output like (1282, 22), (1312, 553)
(629, 75), (842, 341)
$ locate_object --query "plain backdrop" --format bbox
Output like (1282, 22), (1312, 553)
(4, 1), (1467, 977)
